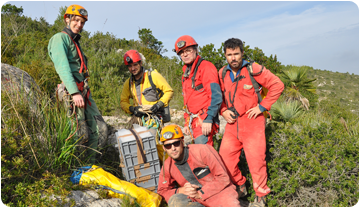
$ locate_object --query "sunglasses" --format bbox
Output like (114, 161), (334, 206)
(164, 140), (181, 150)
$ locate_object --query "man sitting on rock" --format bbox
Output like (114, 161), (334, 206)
(157, 124), (240, 207)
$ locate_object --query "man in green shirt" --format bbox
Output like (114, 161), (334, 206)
(48, 4), (107, 164)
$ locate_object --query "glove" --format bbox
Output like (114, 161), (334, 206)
(129, 106), (146, 117)
(150, 101), (164, 113)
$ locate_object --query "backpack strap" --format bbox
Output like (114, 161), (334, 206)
(220, 67), (230, 108)
(128, 69), (164, 101)
(221, 66), (227, 84)
(129, 75), (133, 93)
(148, 70), (164, 100)
(191, 58), (204, 90)
(246, 62), (264, 103)
(221, 62), (263, 105)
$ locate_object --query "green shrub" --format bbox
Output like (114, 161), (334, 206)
(265, 109), (358, 206)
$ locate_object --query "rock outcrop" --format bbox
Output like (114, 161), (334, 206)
(43, 190), (123, 207)
(1, 62), (41, 94)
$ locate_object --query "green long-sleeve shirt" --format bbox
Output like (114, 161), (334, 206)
(48, 30), (87, 94)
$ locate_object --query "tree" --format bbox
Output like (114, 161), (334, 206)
(1, 3), (23, 15)
(199, 43), (226, 70)
(198, 40), (282, 73)
(138, 28), (167, 55)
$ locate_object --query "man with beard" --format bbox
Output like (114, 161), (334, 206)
(218, 38), (284, 206)
(174, 35), (222, 146)
(157, 124), (240, 207)
(120, 50), (173, 123)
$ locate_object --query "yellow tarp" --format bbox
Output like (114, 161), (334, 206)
(79, 165), (162, 207)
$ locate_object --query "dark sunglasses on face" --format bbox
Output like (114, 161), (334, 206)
(164, 140), (181, 149)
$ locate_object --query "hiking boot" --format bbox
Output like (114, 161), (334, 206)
(236, 183), (247, 198)
(250, 195), (266, 207)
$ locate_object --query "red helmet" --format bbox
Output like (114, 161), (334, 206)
(123, 50), (142, 65)
(174, 35), (198, 54)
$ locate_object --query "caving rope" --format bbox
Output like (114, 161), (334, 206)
(61, 90), (79, 142)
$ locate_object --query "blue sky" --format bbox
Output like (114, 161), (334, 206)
(6, 1), (360, 75)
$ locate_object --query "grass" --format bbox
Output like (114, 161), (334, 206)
(1, 81), (93, 206)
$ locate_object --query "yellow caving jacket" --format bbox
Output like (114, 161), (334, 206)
(120, 69), (173, 114)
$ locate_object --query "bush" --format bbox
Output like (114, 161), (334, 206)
(264, 109), (358, 206)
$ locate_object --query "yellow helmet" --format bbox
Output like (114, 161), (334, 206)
(160, 124), (184, 142)
(64, 4), (88, 21)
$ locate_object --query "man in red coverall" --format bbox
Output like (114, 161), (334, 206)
(173, 35), (222, 146)
(157, 124), (240, 207)
(218, 38), (284, 206)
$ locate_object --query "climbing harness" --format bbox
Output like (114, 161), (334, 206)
(61, 31), (92, 108)
(188, 114), (197, 144)
(184, 105), (198, 144)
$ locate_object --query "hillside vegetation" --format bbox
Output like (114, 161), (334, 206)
(308, 68), (359, 114)
(1, 4), (358, 207)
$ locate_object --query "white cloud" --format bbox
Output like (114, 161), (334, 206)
(7, 1), (359, 74)
(191, 2), (359, 74)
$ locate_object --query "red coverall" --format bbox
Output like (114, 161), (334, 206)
(218, 61), (284, 197)
(182, 55), (222, 146)
(157, 144), (240, 207)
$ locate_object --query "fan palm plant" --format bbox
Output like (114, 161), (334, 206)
(279, 66), (316, 110)
(270, 98), (304, 123)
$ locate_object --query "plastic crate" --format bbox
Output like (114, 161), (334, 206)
(130, 172), (160, 191)
(119, 135), (157, 156)
(123, 160), (161, 181)
(122, 148), (159, 168)
(116, 127), (158, 167)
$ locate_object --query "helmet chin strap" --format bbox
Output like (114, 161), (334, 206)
(66, 14), (72, 29)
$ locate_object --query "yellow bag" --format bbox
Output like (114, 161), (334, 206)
(70, 165), (162, 207)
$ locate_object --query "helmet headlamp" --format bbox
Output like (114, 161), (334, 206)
(78, 9), (88, 16)
(177, 41), (186, 49)
(163, 132), (174, 139)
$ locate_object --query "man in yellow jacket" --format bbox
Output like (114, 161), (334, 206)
(120, 50), (173, 123)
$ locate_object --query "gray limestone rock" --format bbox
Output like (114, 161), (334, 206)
(1, 63), (41, 112)
(43, 190), (123, 207)
(1, 62), (41, 95)
(86, 198), (122, 207)
(70, 190), (99, 206)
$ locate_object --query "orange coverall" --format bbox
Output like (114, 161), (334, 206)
(182, 55), (222, 146)
(157, 144), (240, 207)
(218, 61), (284, 197)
